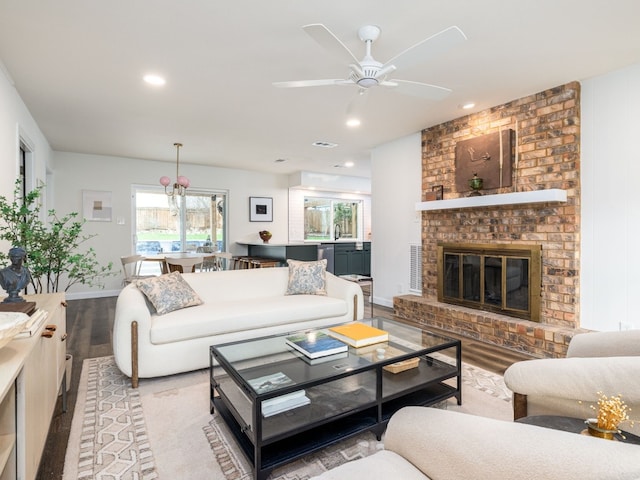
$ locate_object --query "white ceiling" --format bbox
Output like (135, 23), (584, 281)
(1, 0), (639, 179)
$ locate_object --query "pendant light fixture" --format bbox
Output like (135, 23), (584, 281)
(159, 142), (190, 197)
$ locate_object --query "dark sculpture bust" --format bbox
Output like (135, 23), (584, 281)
(0, 247), (31, 303)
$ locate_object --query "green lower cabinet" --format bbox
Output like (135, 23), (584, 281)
(334, 251), (350, 276)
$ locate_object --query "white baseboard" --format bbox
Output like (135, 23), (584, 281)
(65, 289), (120, 300)
(373, 296), (394, 309)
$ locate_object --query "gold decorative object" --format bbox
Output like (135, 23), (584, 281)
(585, 419), (617, 440)
(259, 230), (272, 243)
(583, 392), (632, 440)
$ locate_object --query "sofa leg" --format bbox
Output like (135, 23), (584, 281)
(131, 321), (139, 389)
(513, 392), (528, 420)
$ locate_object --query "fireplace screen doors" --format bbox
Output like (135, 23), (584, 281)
(438, 243), (541, 321)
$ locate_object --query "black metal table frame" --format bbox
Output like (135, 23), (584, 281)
(209, 319), (461, 480)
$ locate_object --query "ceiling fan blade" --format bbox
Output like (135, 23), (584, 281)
(273, 79), (351, 88)
(383, 26), (467, 71)
(385, 79), (452, 100)
(303, 23), (360, 65)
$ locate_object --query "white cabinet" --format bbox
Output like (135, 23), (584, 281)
(0, 294), (66, 480)
(0, 383), (16, 480)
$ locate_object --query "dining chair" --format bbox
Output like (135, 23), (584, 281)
(121, 255), (156, 284)
(196, 246), (217, 271)
(213, 252), (233, 271)
(165, 256), (204, 273)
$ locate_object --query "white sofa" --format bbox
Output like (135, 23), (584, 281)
(310, 407), (640, 480)
(113, 267), (364, 386)
(504, 329), (640, 436)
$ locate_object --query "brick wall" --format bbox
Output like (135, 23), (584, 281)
(394, 82), (584, 357)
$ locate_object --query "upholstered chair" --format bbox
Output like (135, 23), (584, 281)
(504, 329), (640, 435)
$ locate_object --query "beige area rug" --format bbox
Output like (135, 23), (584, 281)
(62, 356), (512, 480)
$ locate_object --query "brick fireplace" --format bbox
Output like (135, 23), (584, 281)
(393, 82), (586, 358)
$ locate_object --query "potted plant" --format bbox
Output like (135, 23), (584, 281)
(0, 179), (114, 293)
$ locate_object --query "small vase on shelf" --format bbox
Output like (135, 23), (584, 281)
(584, 419), (617, 440)
(468, 173), (483, 197)
(259, 231), (272, 244)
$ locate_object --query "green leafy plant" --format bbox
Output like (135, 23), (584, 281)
(0, 179), (114, 293)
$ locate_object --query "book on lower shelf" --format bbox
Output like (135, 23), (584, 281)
(247, 372), (295, 394)
(261, 390), (310, 417)
(328, 322), (389, 348)
(285, 331), (348, 359)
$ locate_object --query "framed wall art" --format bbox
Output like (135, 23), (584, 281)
(249, 196), (273, 222)
(82, 190), (112, 222)
(454, 129), (513, 192)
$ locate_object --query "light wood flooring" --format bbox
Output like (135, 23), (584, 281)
(36, 296), (534, 479)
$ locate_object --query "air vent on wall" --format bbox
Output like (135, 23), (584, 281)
(409, 243), (422, 293)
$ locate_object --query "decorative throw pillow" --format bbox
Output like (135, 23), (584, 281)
(135, 271), (203, 315)
(285, 259), (327, 295)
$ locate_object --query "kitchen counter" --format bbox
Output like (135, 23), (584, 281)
(236, 242), (319, 263)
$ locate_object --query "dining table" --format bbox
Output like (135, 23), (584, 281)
(142, 252), (218, 274)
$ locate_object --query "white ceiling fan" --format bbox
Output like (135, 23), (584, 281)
(273, 24), (467, 103)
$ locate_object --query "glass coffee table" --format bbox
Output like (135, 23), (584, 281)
(210, 317), (461, 480)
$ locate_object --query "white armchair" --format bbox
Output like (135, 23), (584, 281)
(504, 330), (640, 435)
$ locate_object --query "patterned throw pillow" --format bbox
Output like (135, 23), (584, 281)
(285, 259), (327, 296)
(135, 271), (203, 315)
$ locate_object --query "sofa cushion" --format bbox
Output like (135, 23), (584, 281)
(286, 259), (327, 295)
(149, 294), (347, 344)
(136, 271), (203, 315)
(309, 450), (428, 480)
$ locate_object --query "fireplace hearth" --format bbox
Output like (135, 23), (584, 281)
(437, 243), (541, 322)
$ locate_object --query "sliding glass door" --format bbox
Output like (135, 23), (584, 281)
(133, 186), (227, 272)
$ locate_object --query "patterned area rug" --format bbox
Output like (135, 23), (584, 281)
(62, 356), (511, 480)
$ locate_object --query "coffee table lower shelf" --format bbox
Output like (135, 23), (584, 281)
(213, 382), (456, 480)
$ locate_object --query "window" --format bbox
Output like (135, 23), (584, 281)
(304, 197), (362, 241)
(133, 186), (227, 272)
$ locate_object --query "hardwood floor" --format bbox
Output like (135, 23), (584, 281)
(36, 296), (533, 479)
(37, 296), (116, 480)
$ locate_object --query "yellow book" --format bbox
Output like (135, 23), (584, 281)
(328, 322), (389, 348)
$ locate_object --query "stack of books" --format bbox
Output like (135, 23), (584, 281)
(285, 331), (348, 359)
(15, 309), (48, 338)
(247, 372), (310, 417)
(328, 322), (389, 348)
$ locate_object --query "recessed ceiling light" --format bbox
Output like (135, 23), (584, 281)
(461, 102), (475, 109)
(143, 74), (166, 86)
(312, 141), (338, 148)
(346, 118), (361, 127)
(344, 161), (355, 168)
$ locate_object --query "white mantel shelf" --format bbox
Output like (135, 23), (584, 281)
(416, 189), (567, 211)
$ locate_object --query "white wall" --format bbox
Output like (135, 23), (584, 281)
(370, 132), (422, 308)
(52, 151), (290, 298)
(0, 63), (52, 252)
(581, 62), (640, 331)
